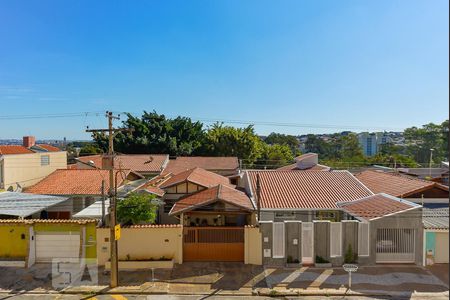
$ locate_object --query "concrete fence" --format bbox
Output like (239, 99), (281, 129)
(96, 225), (183, 265)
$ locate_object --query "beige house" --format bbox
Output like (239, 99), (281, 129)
(0, 136), (67, 191)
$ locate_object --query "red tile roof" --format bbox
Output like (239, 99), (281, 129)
(0, 145), (34, 155)
(170, 184), (254, 215)
(25, 169), (130, 195)
(354, 170), (446, 197)
(246, 170), (373, 209)
(160, 167), (232, 189)
(338, 193), (419, 221)
(77, 154), (169, 173)
(35, 144), (61, 152)
(161, 156), (239, 175)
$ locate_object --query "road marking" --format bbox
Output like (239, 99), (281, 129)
(309, 269), (333, 288)
(111, 295), (128, 300)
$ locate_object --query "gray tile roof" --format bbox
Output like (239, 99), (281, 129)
(0, 192), (68, 218)
(423, 208), (449, 230)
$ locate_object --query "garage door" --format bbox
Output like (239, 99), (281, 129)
(376, 228), (415, 263)
(36, 232), (80, 262)
(435, 232), (449, 263)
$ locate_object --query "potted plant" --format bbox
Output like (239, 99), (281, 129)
(315, 255), (332, 268)
(286, 255), (302, 268)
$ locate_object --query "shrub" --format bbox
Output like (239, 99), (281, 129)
(315, 255), (330, 263)
(344, 244), (357, 263)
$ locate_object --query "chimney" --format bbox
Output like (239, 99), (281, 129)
(23, 136), (36, 148)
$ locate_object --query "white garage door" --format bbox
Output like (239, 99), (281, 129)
(36, 232), (80, 262)
(435, 232), (449, 263)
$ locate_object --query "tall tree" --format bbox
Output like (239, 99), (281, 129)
(257, 143), (295, 169)
(203, 123), (264, 164)
(92, 111), (206, 156)
(264, 133), (300, 155)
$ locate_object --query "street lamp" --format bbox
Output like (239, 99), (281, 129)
(429, 148), (435, 178)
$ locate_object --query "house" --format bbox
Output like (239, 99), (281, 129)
(161, 156), (239, 177)
(397, 167), (449, 185)
(0, 136), (67, 191)
(423, 208), (448, 265)
(0, 192), (68, 219)
(74, 154), (169, 177)
(242, 170), (373, 222)
(355, 170), (449, 208)
(240, 170), (425, 266)
(25, 169), (143, 218)
(143, 167), (235, 224)
(276, 153), (330, 171)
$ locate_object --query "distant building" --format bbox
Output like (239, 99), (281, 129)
(0, 136), (67, 191)
(357, 132), (393, 156)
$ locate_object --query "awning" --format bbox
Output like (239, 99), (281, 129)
(0, 192), (68, 218)
(73, 199), (110, 219)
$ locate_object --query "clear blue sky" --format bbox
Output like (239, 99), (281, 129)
(0, 0), (448, 139)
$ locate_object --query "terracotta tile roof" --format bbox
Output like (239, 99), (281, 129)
(25, 169), (130, 195)
(277, 163), (330, 171)
(0, 145), (34, 155)
(67, 164), (78, 170)
(139, 184), (165, 197)
(246, 170), (373, 209)
(160, 167), (232, 189)
(123, 224), (182, 228)
(35, 144), (62, 152)
(161, 156), (239, 175)
(338, 193), (420, 221)
(77, 154), (168, 173)
(354, 170), (445, 197)
(170, 184), (254, 215)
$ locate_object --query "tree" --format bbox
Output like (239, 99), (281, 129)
(79, 144), (103, 156)
(203, 123), (264, 165)
(304, 134), (331, 158)
(92, 111), (206, 156)
(117, 193), (158, 225)
(264, 133), (300, 155)
(257, 143), (295, 169)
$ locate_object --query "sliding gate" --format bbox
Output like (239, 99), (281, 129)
(183, 227), (244, 262)
(376, 228), (416, 263)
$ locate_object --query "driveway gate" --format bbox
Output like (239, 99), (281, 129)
(183, 227), (244, 262)
(376, 228), (415, 263)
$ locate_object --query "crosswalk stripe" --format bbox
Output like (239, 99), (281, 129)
(111, 295), (128, 300)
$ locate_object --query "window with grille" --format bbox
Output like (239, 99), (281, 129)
(358, 222), (370, 256)
(330, 222), (342, 257)
(41, 155), (50, 166)
(272, 222), (285, 258)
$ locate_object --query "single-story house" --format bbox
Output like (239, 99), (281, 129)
(423, 208), (448, 265)
(355, 170), (449, 208)
(161, 156), (240, 177)
(25, 169), (143, 218)
(240, 170), (425, 266)
(75, 154), (169, 177)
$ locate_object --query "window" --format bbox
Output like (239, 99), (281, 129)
(330, 222), (342, 257)
(41, 155), (50, 166)
(272, 222), (285, 258)
(358, 222), (370, 256)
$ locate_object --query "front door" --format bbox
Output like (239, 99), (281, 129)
(183, 227), (244, 262)
(302, 222), (314, 264)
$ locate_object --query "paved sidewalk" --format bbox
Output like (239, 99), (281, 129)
(0, 263), (448, 298)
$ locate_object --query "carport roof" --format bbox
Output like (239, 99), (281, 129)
(0, 192), (68, 218)
(337, 193), (421, 221)
(423, 208), (449, 230)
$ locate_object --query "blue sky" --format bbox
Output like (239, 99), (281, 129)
(0, 0), (448, 139)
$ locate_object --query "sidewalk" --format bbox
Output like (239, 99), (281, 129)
(0, 263), (448, 298)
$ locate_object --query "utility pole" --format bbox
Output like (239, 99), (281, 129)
(429, 148), (434, 178)
(86, 111), (133, 288)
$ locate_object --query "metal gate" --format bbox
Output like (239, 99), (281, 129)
(183, 227), (244, 262)
(376, 228), (415, 263)
(302, 222), (314, 264)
